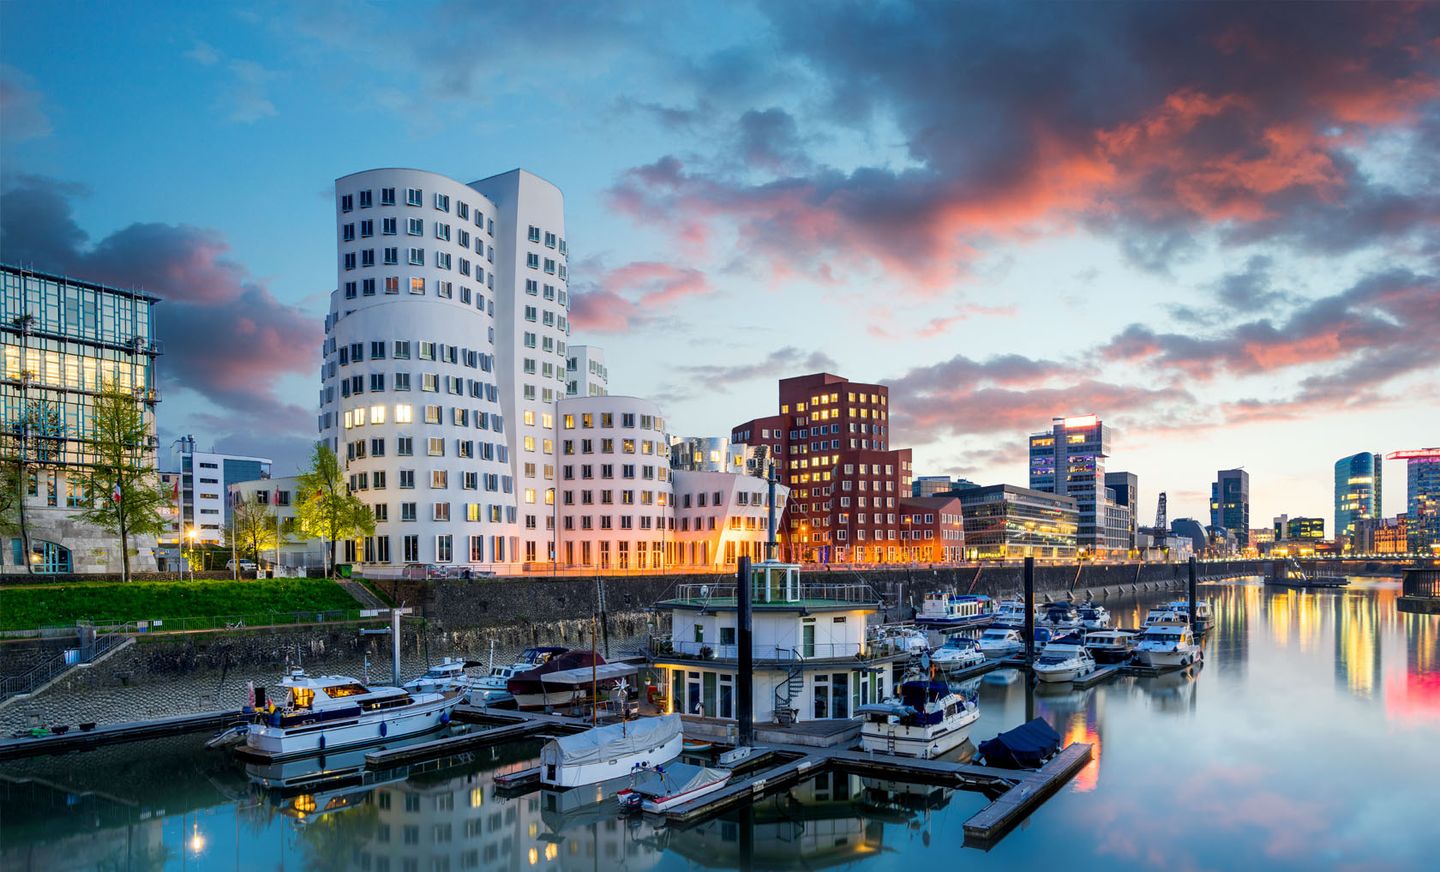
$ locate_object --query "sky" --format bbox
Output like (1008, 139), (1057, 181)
(1, 1), (1437, 529)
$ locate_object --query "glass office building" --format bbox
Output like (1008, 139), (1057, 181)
(958, 484), (1079, 560)
(1334, 452), (1382, 546)
(0, 265), (162, 572)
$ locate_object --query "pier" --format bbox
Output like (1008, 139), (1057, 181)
(0, 709), (244, 760)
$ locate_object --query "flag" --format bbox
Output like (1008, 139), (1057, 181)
(111, 482), (122, 503)
(172, 478), (179, 500)
(273, 487), (281, 507)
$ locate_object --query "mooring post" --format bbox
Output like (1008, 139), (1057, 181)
(737, 555), (754, 747)
(1024, 556), (1036, 668)
(1188, 557), (1198, 631)
(391, 606), (402, 686)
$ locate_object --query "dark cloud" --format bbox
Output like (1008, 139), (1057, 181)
(675, 347), (839, 389)
(0, 175), (318, 441)
(611, 1), (1440, 288)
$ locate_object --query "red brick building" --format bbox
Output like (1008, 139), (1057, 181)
(732, 373), (913, 564)
(899, 495), (966, 563)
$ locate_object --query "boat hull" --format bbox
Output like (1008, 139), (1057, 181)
(1137, 647), (1202, 668)
(1086, 647), (1132, 664)
(617, 773), (732, 813)
(542, 733), (683, 789)
(1034, 664), (1092, 683)
(243, 694), (458, 760)
(979, 642), (1021, 660)
(860, 708), (979, 759)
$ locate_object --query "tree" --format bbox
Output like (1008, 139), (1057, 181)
(78, 381), (170, 582)
(229, 496), (281, 563)
(295, 442), (374, 575)
(2, 397), (67, 574)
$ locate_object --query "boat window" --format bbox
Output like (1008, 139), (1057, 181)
(326, 683), (371, 698)
(291, 687), (315, 709)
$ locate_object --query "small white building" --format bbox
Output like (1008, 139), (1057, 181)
(672, 469), (788, 570)
(649, 562), (903, 733)
(227, 476), (326, 573)
(565, 344), (608, 397)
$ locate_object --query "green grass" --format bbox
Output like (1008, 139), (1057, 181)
(0, 578), (361, 632)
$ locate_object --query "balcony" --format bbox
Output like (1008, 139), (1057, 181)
(665, 580), (880, 612)
(647, 634), (897, 665)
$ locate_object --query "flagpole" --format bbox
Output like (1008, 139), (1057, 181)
(274, 485), (282, 579)
(230, 489), (238, 581)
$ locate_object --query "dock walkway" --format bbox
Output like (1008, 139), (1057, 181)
(0, 709), (243, 760)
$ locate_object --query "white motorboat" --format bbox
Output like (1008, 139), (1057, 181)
(859, 679), (980, 759)
(243, 669), (459, 760)
(931, 635), (986, 671)
(470, 645), (566, 705)
(1077, 602), (1111, 630)
(616, 762), (732, 813)
(1143, 607), (1186, 627)
(977, 627), (1024, 659)
(1133, 622), (1203, 668)
(539, 713), (683, 788)
(402, 657), (491, 701)
(875, 625), (931, 657)
(915, 593), (994, 629)
(1033, 640), (1098, 683)
(1165, 600), (1214, 631)
(1083, 629), (1136, 664)
(1039, 602), (1080, 632)
(993, 600), (1030, 629)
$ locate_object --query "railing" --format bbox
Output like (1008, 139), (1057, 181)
(648, 635), (878, 662)
(0, 622), (137, 702)
(671, 581), (878, 604)
(1402, 570), (1440, 599)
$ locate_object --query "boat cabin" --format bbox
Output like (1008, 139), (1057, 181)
(648, 561), (905, 727)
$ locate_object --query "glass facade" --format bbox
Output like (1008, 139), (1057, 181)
(1333, 452), (1382, 544)
(1, 266), (160, 469)
(959, 484), (1078, 559)
(1210, 469), (1250, 547)
(1404, 455), (1440, 553)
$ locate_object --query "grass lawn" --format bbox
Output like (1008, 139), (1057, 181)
(0, 578), (361, 632)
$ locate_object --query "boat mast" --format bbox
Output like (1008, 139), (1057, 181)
(591, 611), (598, 726)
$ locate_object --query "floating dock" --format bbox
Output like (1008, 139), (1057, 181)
(0, 709), (244, 761)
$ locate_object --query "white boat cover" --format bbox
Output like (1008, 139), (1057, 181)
(629, 762), (729, 798)
(537, 662), (640, 686)
(541, 713), (680, 768)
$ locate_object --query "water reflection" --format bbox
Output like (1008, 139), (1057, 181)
(1, 579), (1435, 871)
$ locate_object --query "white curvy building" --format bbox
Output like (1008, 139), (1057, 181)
(565, 344), (608, 397)
(323, 168), (569, 573)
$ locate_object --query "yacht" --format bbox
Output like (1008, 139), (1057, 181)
(993, 600), (1030, 629)
(1039, 602), (1080, 632)
(1133, 622), (1203, 668)
(1077, 602), (1111, 630)
(930, 635), (986, 671)
(539, 713), (683, 788)
(1033, 639), (1098, 683)
(1164, 600), (1214, 632)
(1143, 606), (1186, 627)
(242, 669), (460, 760)
(508, 648), (617, 710)
(859, 679), (980, 759)
(976, 628), (1024, 659)
(1083, 629), (1136, 664)
(470, 646), (566, 705)
(915, 593), (994, 629)
(403, 657), (485, 701)
(617, 761), (732, 813)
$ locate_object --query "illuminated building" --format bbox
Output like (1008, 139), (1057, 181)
(1334, 452), (1382, 548)
(957, 484), (1078, 559)
(731, 373), (913, 564)
(564, 343), (607, 397)
(911, 474), (977, 497)
(1210, 468), (1251, 548)
(1357, 515), (1409, 554)
(1104, 470), (1139, 549)
(0, 264), (162, 573)
(1028, 415), (1131, 553)
(898, 495), (965, 562)
(1387, 449), (1440, 553)
(164, 435), (270, 546)
(1276, 516), (1325, 542)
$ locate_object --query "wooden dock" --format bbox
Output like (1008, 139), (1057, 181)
(1071, 664), (1125, 688)
(0, 709), (244, 761)
(962, 743), (1092, 842)
(364, 708), (591, 768)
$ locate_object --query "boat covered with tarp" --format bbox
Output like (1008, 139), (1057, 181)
(977, 717), (1061, 769)
(539, 713), (682, 788)
(616, 761), (732, 812)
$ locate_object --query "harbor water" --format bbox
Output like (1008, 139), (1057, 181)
(1, 578), (1436, 870)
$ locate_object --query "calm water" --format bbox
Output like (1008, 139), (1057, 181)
(2, 579), (1437, 871)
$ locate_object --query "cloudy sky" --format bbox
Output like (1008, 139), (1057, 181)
(2, 1), (1437, 527)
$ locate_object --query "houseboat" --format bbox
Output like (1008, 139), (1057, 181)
(507, 649), (623, 710)
(647, 561), (906, 736)
(1269, 557), (1348, 589)
(469, 645), (567, 704)
(915, 593), (994, 629)
(858, 678), (980, 759)
(242, 669), (460, 760)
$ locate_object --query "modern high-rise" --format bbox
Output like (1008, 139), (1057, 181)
(1210, 468), (1250, 548)
(1387, 448), (1440, 553)
(912, 475), (978, 498)
(1104, 470), (1139, 550)
(565, 344), (608, 397)
(1334, 452), (1382, 547)
(164, 435), (270, 546)
(731, 372), (912, 564)
(0, 264), (163, 573)
(1028, 415), (1130, 554)
(956, 484), (1079, 560)
(323, 168), (571, 571)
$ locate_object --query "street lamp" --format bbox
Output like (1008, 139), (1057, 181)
(186, 527), (197, 581)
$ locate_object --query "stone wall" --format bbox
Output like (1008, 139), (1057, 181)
(0, 505), (159, 575)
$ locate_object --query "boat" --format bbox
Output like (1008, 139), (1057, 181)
(915, 593), (994, 628)
(682, 737), (714, 753)
(1164, 600), (1214, 632)
(538, 713), (683, 788)
(616, 761), (732, 813)
(977, 717), (1061, 769)
(402, 657), (490, 701)
(875, 625), (931, 657)
(1018, 625), (1054, 653)
(976, 627), (1024, 659)
(858, 679), (980, 759)
(1083, 629), (1137, 664)
(930, 635), (986, 671)
(1133, 622), (1203, 668)
(992, 599), (1030, 629)
(1142, 606), (1186, 627)
(1077, 601), (1111, 630)
(1269, 558), (1349, 589)
(1033, 639), (1098, 683)
(241, 669), (460, 760)
(470, 645), (567, 705)
(507, 648), (618, 710)
(1039, 602), (1080, 632)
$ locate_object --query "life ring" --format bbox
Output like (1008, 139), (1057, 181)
(380, 721), (388, 738)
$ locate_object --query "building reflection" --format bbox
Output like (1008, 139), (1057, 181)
(1334, 590), (1382, 699)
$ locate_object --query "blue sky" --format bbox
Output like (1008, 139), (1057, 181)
(2, 1), (1437, 528)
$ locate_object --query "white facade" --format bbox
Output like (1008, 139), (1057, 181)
(323, 168), (570, 574)
(165, 436), (270, 545)
(227, 475), (326, 572)
(672, 469), (788, 570)
(565, 344), (608, 397)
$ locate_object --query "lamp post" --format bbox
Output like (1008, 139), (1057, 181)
(185, 527), (197, 581)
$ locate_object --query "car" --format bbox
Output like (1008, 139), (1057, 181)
(227, 559), (258, 572)
(401, 563), (447, 580)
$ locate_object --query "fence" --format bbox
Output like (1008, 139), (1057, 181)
(0, 622), (136, 702)
(648, 635), (879, 663)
